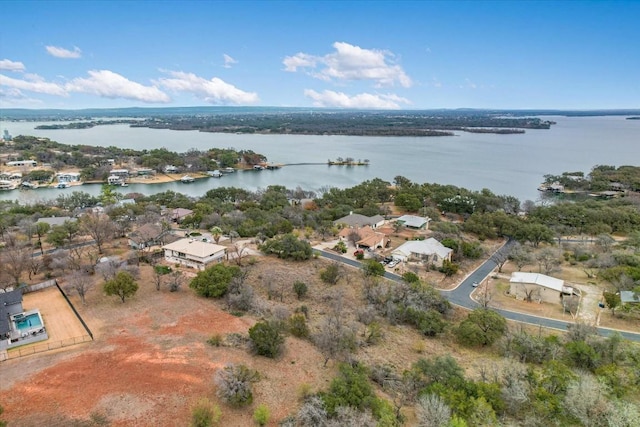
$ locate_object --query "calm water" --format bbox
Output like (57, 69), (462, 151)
(1, 116), (639, 204)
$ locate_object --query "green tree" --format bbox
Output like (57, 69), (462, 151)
(439, 260), (459, 277)
(190, 398), (221, 427)
(361, 259), (386, 277)
(603, 291), (621, 316)
(253, 404), (270, 426)
(248, 321), (284, 358)
(455, 309), (507, 347)
(103, 271), (139, 303)
(34, 221), (50, 255)
(259, 233), (313, 260)
(320, 262), (344, 285)
(293, 281), (308, 299)
(189, 264), (241, 298)
(289, 313), (310, 338)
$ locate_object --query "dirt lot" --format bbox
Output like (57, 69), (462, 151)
(0, 252), (508, 427)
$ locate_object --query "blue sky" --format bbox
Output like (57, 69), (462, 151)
(1, 1), (639, 110)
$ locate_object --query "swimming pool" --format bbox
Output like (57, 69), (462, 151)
(14, 313), (43, 331)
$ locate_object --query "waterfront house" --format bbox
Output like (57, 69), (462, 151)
(162, 238), (226, 270)
(7, 160), (37, 167)
(391, 238), (453, 267)
(107, 175), (123, 185)
(164, 165), (178, 173)
(56, 172), (81, 183)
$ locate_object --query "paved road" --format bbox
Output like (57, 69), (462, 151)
(316, 243), (640, 342)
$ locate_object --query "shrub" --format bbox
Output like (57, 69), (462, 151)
(320, 263), (343, 285)
(253, 404), (270, 426)
(293, 281), (308, 299)
(190, 398), (221, 427)
(439, 260), (459, 276)
(207, 334), (222, 347)
(189, 264), (241, 298)
(289, 314), (310, 338)
(249, 321), (284, 358)
(214, 364), (259, 407)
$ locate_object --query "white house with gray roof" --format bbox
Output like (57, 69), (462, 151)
(391, 238), (452, 267)
(509, 272), (577, 304)
(162, 238), (226, 270)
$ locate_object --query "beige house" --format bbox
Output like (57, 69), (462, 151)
(509, 272), (576, 304)
(162, 238), (226, 270)
(339, 225), (390, 249)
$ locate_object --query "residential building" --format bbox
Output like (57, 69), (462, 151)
(169, 208), (194, 223)
(7, 160), (37, 167)
(0, 289), (23, 339)
(339, 225), (389, 249)
(509, 272), (577, 304)
(333, 212), (385, 229)
(162, 238), (226, 270)
(395, 215), (431, 229)
(128, 224), (167, 250)
(391, 238), (453, 267)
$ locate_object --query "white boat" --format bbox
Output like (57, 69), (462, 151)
(180, 175), (195, 183)
(121, 182), (129, 187)
(207, 170), (223, 178)
(56, 182), (69, 189)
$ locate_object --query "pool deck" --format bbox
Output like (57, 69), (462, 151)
(3, 287), (88, 355)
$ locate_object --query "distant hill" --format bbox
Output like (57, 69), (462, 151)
(1, 106), (639, 121)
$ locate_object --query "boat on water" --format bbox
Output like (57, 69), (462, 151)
(222, 167), (235, 174)
(56, 182), (69, 189)
(180, 175), (195, 183)
(21, 181), (38, 190)
(0, 180), (16, 190)
(207, 170), (223, 178)
(121, 182), (129, 187)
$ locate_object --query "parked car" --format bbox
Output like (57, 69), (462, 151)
(387, 259), (399, 268)
(472, 282), (479, 287)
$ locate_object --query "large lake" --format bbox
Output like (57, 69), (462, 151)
(1, 116), (638, 204)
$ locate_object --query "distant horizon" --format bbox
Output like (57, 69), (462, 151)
(2, 1), (639, 110)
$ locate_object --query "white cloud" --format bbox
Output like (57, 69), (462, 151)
(0, 73), (67, 96)
(283, 53), (318, 72)
(46, 45), (82, 59)
(223, 54), (238, 68)
(65, 70), (170, 103)
(0, 59), (25, 72)
(0, 87), (45, 107)
(284, 42), (412, 88)
(304, 89), (411, 109)
(157, 71), (259, 105)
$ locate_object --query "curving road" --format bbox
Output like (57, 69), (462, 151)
(316, 242), (640, 342)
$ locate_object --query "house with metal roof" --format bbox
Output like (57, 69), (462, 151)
(395, 215), (431, 229)
(509, 272), (577, 304)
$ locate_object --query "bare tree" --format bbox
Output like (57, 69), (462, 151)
(347, 230), (361, 247)
(519, 283), (541, 303)
(536, 247), (560, 275)
(0, 235), (31, 286)
(228, 242), (249, 266)
(166, 270), (183, 292)
(79, 212), (116, 254)
(314, 291), (357, 366)
(509, 243), (532, 271)
(65, 271), (95, 305)
(416, 394), (452, 427)
(95, 257), (123, 282)
(563, 373), (613, 427)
